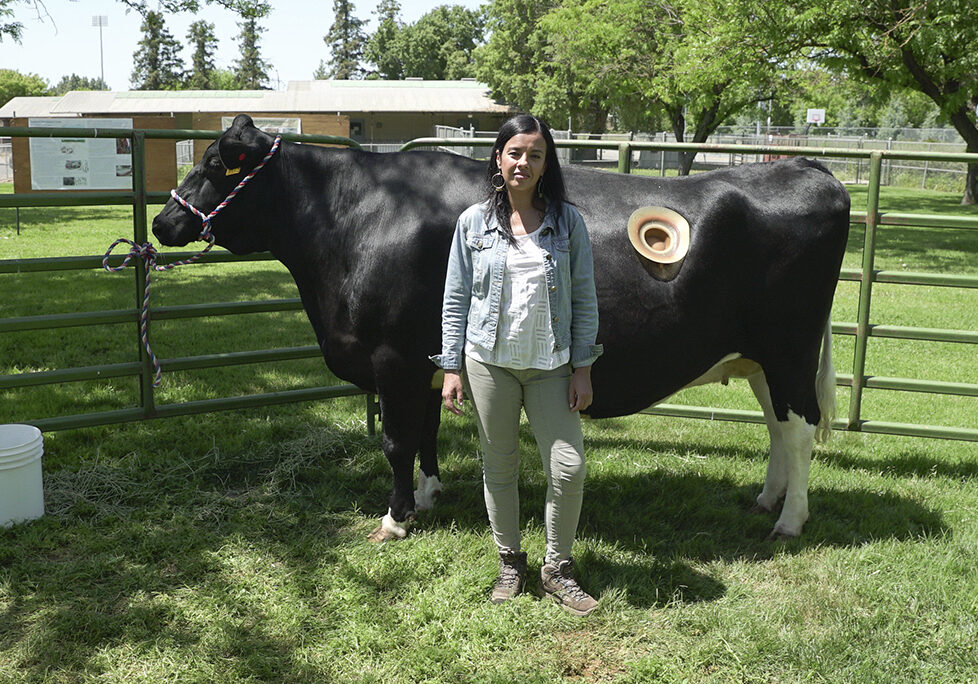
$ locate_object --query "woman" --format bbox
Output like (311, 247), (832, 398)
(431, 114), (603, 616)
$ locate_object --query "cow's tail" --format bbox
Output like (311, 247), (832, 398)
(814, 315), (836, 443)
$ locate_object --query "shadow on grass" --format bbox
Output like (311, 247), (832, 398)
(817, 446), (978, 480)
(0, 408), (952, 677)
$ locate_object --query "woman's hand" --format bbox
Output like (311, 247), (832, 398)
(568, 366), (593, 413)
(441, 370), (465, 415)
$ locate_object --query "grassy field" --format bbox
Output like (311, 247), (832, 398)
(1, 179), (977, 682)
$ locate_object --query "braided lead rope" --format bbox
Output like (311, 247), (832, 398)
(102, 135), (283, 387)
(102, 239), (167, 387)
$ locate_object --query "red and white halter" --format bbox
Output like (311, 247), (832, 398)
(102, 134), (282, 386)
(169, 134), (283, 245)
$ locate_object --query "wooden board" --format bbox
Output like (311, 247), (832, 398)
(190, 113), (351, 164)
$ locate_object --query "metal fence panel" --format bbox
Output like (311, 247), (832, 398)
(2, 128), (976, 442)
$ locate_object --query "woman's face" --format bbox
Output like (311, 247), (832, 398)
(495, 131), (548, 197)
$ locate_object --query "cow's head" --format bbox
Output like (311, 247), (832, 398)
(152, 114), (276, 254)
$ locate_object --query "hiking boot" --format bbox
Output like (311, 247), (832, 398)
(490, 550), (527, 604)
(540, 558), (598, 616)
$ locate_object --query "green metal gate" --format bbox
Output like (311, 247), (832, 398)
(1, 127), (975, 441)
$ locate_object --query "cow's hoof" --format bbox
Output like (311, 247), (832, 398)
(414, 472), (443, 511)
(367, 509), (411, 543)
(767, 521), (802, 540)
(752, 494), (785, 514)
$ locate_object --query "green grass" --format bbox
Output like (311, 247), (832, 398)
(1, 181), (977, 682)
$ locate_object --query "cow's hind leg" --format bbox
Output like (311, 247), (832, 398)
(748, 372), (814, 538)
(414, 389), (443, 511)
(748, 372), (788, 511)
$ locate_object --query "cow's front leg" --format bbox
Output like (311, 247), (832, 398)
(368, 392), (424, 543)
(415, 389), (443, 511)
(769, 412), (815, 538)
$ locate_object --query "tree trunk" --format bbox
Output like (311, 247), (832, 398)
(962, 163), (976, 206)
(947, 109), (978, 205)
(666, 105), (695, 176)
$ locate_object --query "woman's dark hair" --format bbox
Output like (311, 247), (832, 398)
(485, 114), (571, 243)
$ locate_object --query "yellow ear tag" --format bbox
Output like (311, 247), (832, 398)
(225, 167), (242, 176)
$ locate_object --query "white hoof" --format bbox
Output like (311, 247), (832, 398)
(367, 509), (410, 543)
(414, 472), (443, 511)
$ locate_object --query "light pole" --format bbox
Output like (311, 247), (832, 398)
(92, 15), (108, 86)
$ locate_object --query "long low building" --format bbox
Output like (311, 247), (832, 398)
(1, 79), (515, 192)
(2, 79), (514, 144)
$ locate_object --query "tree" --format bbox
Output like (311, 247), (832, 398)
(130, 10), (184, 90)
(796, 0), (978, 203)
(0, 68), (46, 108)
(392, 5), (485, 80)
(187, 20), (219, 89)
(211, 68), (240, 90)
(317, 0), (368, 79)
(364, 0), (403, 79)
(0, 1), (270, 43)
(1, 0), (22, 42)
(479, 0), (784, 172)
(232, 10), (271, 89)
(475, 0), (563, 119)
(48, 74), (109, 96)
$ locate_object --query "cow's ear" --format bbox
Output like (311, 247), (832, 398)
(217, 115), (268, 176)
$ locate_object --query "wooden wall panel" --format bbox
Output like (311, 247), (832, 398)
(190, 113), (350, 163)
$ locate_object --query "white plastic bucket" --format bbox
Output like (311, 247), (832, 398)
(0, 424), (45, 527)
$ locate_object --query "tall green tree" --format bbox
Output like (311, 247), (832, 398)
(317, 0), (368, 79)
(795, 0), (978, 203)
(394, 5), (485, 79)
(478, 0), (783, 172)
(232, 10), (271, 89)
(476, 0), (559, 119)
(130, 10), (185, 90)
(364, 0), (403, 79)
(187, 20), (219, 89)
(0, 68), (47, 108)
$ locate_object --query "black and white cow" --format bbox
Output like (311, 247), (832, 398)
(152, 115), (850, 540)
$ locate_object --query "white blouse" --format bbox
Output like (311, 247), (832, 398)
(466, 231), (571, 370)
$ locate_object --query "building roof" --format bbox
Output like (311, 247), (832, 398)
(1, 80), (513, 119)
(0, 96), (72, 119)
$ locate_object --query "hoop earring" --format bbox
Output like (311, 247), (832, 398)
(537, 179), (545, 198)
(491, 172), (505, 192)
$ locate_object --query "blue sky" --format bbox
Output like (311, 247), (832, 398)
(0, 0), (484, 91)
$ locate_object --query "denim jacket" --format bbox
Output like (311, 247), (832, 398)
(431, 199), (603, 372)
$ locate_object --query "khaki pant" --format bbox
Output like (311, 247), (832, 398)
(464, 356), (586, 563)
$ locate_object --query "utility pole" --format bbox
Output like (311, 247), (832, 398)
(92, 15), (108, 86)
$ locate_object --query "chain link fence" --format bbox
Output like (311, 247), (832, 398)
(422, 126), (970, 193)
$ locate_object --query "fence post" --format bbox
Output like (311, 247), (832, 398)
(660, 133), (667, 177)
(131, 130), (156, 417)
(617, 142), (632, 174)
(848, 151), (884, 431)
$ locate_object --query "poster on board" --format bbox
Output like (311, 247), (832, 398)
(28, 118), (134, 190)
